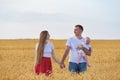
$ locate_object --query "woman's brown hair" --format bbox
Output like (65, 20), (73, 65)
(36, 30), (48, 64)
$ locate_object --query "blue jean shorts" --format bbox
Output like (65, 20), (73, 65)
(69, 62), (87, 73)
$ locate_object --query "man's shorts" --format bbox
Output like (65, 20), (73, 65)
(69, 62), (87, 73)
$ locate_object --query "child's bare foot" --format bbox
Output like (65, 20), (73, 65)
(87, 64), (91, 67)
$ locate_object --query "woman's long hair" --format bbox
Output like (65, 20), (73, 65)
(36, 30), (48, 64)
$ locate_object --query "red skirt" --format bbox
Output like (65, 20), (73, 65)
(35, 57), (52, 76)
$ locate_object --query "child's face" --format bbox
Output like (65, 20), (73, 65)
(85, 38), (90, 44)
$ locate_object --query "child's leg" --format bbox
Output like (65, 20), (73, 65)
(84, 56), (91, 67)
(77, 53), (82, 64)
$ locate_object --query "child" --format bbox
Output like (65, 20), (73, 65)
(34, 30), (61, 76)
(77, 37), (92, 67)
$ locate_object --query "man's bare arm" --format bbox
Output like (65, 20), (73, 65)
(61, 46), (70, 64)
(82, 47), (92, 56)
(78, 45), (92, 56)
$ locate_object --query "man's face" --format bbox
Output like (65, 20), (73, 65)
(74, 27), (83, 36)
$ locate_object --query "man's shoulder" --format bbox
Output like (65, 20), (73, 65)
(69, 36), (75, 39)
(84, 44), (91, 50)
(85, 44), (91, 47)
(88, 44), (91, 48)
(67, 37), (76, 41)
(67, 37), (84, 41)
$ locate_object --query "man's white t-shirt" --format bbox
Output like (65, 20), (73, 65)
(66, 36), (86, 63)
(35, 42), (54, 57)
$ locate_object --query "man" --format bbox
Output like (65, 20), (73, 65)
(60, 25), (92, 73)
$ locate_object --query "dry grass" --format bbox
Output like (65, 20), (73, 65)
(0, 39), (120, 80)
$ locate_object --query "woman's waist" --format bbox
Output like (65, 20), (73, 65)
(43, 53), (51, 57)
(42, 56), (51, 59)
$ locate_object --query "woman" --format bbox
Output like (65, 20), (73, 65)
(34, 30), (60, 76)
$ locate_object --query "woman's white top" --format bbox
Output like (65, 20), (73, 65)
(35, 42), (54, 57)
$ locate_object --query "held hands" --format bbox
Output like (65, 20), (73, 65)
(60, 62), (65, 69)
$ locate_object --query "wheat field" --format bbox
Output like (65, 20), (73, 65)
(0, 39), (120, 80)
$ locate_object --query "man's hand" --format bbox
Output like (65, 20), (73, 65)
(77, 44), (83, 49)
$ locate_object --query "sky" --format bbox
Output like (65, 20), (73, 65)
(0, 0), (120, 40)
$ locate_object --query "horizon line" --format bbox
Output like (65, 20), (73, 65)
(0, 38), (120, 40)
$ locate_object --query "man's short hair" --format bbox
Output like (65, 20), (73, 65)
(75, 25), (84, 31)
